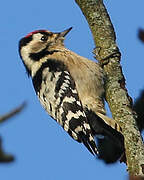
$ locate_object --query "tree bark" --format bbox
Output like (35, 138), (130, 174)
(75, 0), (144, 176)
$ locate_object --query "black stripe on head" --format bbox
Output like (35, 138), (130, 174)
(29, 48), (59, 61)
(19, 36), (32, 54)
(19, 36), (33, 76)
(32, 59), (67, 93)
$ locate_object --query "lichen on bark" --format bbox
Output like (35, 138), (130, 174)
(75, 0), (144, 176)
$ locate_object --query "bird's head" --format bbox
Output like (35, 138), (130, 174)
(19, 27), (72, 76)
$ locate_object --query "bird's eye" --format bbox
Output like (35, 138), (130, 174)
(41, 35), (48, 42)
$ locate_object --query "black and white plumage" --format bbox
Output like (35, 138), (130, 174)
(32, 59), (97, 155)
(19, 27), (124, 161)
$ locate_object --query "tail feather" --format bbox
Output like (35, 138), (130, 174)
(84, 108), (124, 163)
(79, 132), (98, 155)
(96, 112), (122, 132)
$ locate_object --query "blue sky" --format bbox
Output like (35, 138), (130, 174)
(0, 0), (144, 179)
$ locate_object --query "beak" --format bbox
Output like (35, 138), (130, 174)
(58, 27), (73, 37)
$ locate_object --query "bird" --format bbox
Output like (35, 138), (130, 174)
(18, 27), (124, 162)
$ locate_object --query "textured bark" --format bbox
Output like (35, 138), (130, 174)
(75, 0), (144, 176)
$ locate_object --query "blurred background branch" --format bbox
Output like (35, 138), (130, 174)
(0, 102), (26, 163)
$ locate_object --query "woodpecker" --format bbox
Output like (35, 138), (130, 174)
(19, 27), (124, 161)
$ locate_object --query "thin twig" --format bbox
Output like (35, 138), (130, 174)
(0, 102), (26, 123)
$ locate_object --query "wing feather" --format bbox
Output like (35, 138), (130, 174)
(32, 59), (98, 155)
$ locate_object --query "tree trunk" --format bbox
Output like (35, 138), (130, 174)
(75, 0), (144, 176)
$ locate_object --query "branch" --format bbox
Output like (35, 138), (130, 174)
(129, 176), (144, 180)
(75, 0), (144, 176)
(0, 137), (14, 163)
(138, 29), (144, 43)
(133, 90), (144, 132)
(0, 102), (26, 123)
(0, 102), (26, 163)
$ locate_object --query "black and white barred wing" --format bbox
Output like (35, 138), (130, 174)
(32, 60), (98, 155)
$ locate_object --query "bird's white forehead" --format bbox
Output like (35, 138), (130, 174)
(32, 30), (52, 40)
(33, 33), (44, 39)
